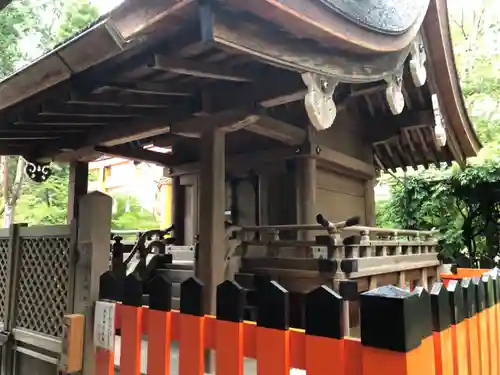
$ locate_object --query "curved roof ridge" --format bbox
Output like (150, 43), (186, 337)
(423, 0), (481, 157)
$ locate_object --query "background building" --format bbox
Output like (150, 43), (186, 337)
(88, 155), (172, 228)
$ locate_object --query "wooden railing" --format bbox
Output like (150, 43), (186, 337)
(234, 223), (440, 290)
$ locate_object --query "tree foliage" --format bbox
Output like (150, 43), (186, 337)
(15, 163), (161, 229)
(111, 195), (161, 230)
(56, 0), (99, 43)
(0, 0), (45, 77)
(378, 160), (500, 263)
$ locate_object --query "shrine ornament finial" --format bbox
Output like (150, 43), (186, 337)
(302, 72), (339, 131)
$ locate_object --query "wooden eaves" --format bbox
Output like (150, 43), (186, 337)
(0, 0), (481, 172)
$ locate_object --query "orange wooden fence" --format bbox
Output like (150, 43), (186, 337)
(440, 268), (490, 287)
(95, 268), (500, 375)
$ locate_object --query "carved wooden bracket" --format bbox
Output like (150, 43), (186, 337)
(302, 72), (339, 131)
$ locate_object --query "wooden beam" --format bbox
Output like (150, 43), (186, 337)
(171, 147), (297, 175)
(373, 144), (396, 172)
(0, 125), (88, 134)
(245, 115), (306, 146)
(170, 108), (260, 137)
(40, 103), (171, 117)
(52, 117), (174, 162)
(14, 119), (110, 126)
(41, 99), (199, 161)
(101, 124), (172, 147)
(414, 127), (440, 168)
(95, 145), (181, 166)
(151, 133), (184, 148)
(0, 135), (60, 140)
(202, 70), (306, 112)
(67, 92), (189, 108)
(96, 82), (193, 96)
(394, 136), (417, 170)
(367, 110), (435, 143)
(152, 54), (253, 82)
(206, 5), (409, 83)
(384, 143), (406, 172)
(314, 146), (375, 178)
(110, 0), (197, 41)
(169, 108), (305, 146)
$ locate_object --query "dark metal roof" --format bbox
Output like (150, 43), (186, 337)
(318, 0), (429, 35)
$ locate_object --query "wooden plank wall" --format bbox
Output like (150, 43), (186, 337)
(316, 168), (368, 224)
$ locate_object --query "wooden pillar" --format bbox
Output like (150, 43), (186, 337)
(172, 176), (185, 245)
(197, 128), (226, 314)
(67, 161), (88, 223)
(73, 192), (112, 375)
(296, 156), (316, 240)
(364, 178), (376, 227)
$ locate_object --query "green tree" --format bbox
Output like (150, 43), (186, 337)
(0, 0), (43, 78)
(56, 0), (99, 43)
(449, 0), (500, 150)
(111, 195), (161, 230)
(0, 0), (99, 226)
(16, 166), (161, 230)
(15, 164), (70, 225)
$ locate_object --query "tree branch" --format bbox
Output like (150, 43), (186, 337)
(8, 157), (25, 207)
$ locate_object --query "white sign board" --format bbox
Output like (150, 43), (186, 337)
(94, 301), (116, 351)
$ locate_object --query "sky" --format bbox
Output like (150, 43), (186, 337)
(90, 0), (124, 14)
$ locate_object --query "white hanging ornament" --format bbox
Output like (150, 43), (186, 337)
(302, 72), (338, 131)
(434, 121), (447, 148)
(384, 74), (405, 115)
(432, 94), (447, 147)
(409, 34), (427, 87)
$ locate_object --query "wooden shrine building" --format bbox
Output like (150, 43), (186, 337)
(0, 0), (481, 319)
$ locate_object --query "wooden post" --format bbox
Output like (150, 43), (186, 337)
(360, 285), (435, 375)
(430, 283), (454, 375)
(296, 156), (316, 241)
(73, 192), (113, 375)
(447, 280), (469, 375)
(473, 276), (488, 375)
(197, 127), (226, 314)
(172, 176), (185, 245)
(67, 161), (89, 223)
(364, 178), (376, 227)
(461, 278), (480, 375)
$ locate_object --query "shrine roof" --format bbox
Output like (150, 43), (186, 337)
(0, 0), (480, 171)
